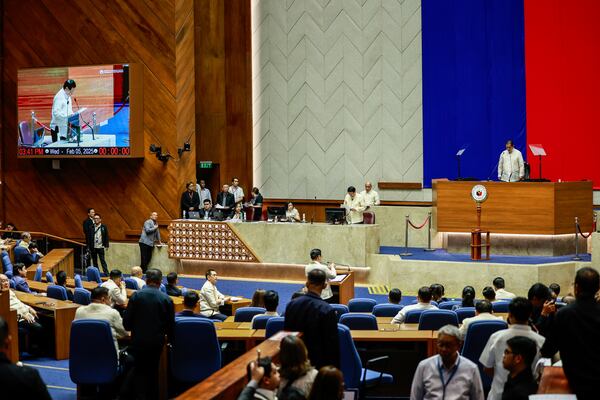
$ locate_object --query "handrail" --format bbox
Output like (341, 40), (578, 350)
(0, 229), (85, 247)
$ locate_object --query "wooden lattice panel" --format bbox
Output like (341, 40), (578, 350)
(168, 221), (258, 262)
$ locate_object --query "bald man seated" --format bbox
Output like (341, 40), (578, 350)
(130, 266), (146, 290)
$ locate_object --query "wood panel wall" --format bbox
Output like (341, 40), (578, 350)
(195, 0), (253, 199)
(0, 0), (196, 241)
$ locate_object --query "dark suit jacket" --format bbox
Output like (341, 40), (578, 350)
(199, 208), (215, 220)
(123, 286), (175, 348)
(91, 224), (110, 248)
(541, 299), (600, 399)
(0, 353), (51, 399)
(284, 291), (340, 369)
(83, 217), (94, 248)
(216, 192), (236, 211)
(181, 191), (201, 214)
(14, 246), (40, 268)
(166, 284), (182, 297)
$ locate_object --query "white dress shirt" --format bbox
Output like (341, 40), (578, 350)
(131, 276), (146, 290)
(497, 148), (524, 182)
(50, 88), (73, 139)
(200, 280), (225, 316)
(9, 289), (35, 320)
(392, 302), (438, 324)
(196, 185), (212, 204)
(305, 261), (336, 300)
(459, 312), (503, 336)
(494, 288), (516, 300)
(74, 302), (128, 355)
(228, 185), (245, 203)
(343, 194), (366, 224)
(100, 279), (127, 307)
(251, 311), (279, 324)
(410, 354), (484, 400)
(479, 324), (545, 400)
(360, 189), (380, 207)
(286, 208), (300, 221)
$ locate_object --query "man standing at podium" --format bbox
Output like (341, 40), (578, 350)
(50, 79), (76, 142)
(498, 139), (524, 182)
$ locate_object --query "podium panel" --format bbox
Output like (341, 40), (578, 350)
(434, 181), (592, 234)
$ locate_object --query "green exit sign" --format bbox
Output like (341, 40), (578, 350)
(199, 161), (213, 169)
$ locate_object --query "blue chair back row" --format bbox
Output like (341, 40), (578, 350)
(1, 251), (13, 273)
(417, 310), (459, 330)
(372, 303), (403, 317)
(234, 307), (266, 322)
(46, 271), (54, 283)
(86, 266), (102, 284)
(47, 285), (68, 301)
(339, 313), (378, 330)
(74, 274), (83, 288)
(70, 320), (119, 385)
(330, 304), (349, 321)
(348, 298), (377, 313)
(74, 288), (91, 305)
(265, 317), (285, 338)
(124, 278), (139, 290)
(33, 265), (43, 282)
(170, 318), (221, 383)
(462, 320), (508, 392)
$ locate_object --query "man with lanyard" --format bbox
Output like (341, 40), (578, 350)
(411, 324), (484, 399)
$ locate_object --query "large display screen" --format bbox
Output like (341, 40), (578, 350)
(17, 64), (143, 157)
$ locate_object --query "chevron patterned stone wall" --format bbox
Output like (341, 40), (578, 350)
(251, 0), (424, 200)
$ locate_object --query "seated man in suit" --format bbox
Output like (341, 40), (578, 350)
(0, 317), (51, 399)
(0, 274), (45, 356)
(215, 184), (236, 218)
(74, 287), (129, 355)
(55, 270), (74, 301)
(176, 291), (205, 318)
(165, 272), (183, 297)
(199, 199), (215, 221)
(199, 269), (231, 321)
(11, 263), (33, 294)
(14, 241), (43, 268)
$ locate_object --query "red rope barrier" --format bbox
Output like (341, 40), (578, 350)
(408, 215), (430, 230)
(577, 224), (592, 239)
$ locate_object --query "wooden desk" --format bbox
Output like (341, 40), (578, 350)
(15, 291), (79, 359)
(0, 290), (19, 362)
(26, 248), (74, 280)
(434, 181), (593, 234)
(330, 271), (355, 305)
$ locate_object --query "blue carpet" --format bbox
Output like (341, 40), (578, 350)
(23, 358), (75, 400)
(380, 246), (591, 264)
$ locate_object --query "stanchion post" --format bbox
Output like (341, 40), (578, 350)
(573, 216), (581, 261)
(424, 212), (435, 252)
(400, 215), (412, 256)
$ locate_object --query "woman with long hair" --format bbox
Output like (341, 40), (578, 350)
(279, 336), (318, 396)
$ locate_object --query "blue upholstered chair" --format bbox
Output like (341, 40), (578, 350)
(234, 307), (266, 322)
(462, 320), (508, 392)
(33, 265), (43, 282)
(330, 304), (349, 321)
(124, 278), (139, 290)
(74, 288), (91, 305)
(405, 309), (425, 323)
(45, 271), (54, 284)
(252, 315), (276, 329)
(1, 251), (13, 273)
(5, 270), (13, 280)
(339, 314), (378, 330)
(338, 324), (393, 392)
(348, 298), (377, 313)
(13, 246), (28, 264)
(372, 304), (403, 317)
(159, 283), (167, 293)
(455, 307), (476, 323)
(439, 300), (462, 310)
(265, 317), (285, 338)
(69, 320), (119, 387)
(492, 301), (510, 313)
(74, 274), (83, 288)
(418, 310), (459, 330)
(86, 266), (102, 284)
(47, 285), (68, 301)
(9, 279), (15, 289)
(170, 318), (221, 384)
